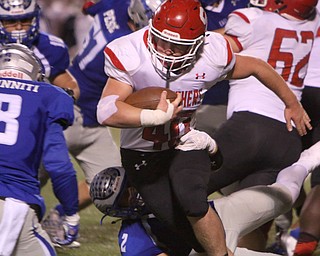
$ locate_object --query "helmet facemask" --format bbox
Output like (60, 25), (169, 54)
(148, 21), (204, 78)
(90, 167), (147, 219)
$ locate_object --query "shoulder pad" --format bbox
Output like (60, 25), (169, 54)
(104, 32), (143, 72)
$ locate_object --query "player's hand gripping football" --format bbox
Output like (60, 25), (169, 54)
(140, 91), (183, 126)
(52, 213), (80, 246)
(157, 90), (183, 117)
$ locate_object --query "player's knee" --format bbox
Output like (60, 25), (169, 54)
(170, 150), (211, 217)
(173, 171), (209, 217)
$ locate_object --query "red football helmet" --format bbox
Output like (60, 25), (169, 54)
(250, 0), (318, 20)
(148, 0), (207, 77)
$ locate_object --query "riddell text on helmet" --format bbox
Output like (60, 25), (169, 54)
(0, 70), (24, 79)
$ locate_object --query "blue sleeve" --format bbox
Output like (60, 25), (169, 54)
(48, 45), (70, 79)
(42, 122), (78, 216)
(47, 88), (74, 129)
(36, 33), (71, 80)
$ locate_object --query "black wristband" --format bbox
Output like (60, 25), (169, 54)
(63, 88), (76, 102)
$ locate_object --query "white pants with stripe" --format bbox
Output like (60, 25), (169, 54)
(0, 198), (56, 256)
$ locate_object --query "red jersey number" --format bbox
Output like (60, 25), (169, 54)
(142, 117), (191, 150)
(268, 28), (314, 87)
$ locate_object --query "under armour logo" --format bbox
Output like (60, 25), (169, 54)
(134, 160), (147, 171)
(195, 73), (206, 79)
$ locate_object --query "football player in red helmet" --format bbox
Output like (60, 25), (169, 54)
(98, 0), (312, 254)
(148, 0), (207, 77)
(250, 0), (318, 20)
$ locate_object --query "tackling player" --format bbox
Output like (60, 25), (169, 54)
(0, 44), (79, 255)
(89, 140), (320, 255)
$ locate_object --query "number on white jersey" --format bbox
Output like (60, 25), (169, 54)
(268, 28), (314, 87)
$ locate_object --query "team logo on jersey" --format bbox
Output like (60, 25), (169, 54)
(195, 73), (206, 79)
(134, 160), (147, 171)
(0, 0), (32, 12)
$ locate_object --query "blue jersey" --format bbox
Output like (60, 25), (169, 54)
(119, 219), (164, 256)
(119, 217), (192, 255)
(0, 78), (77, 219)
(32, 32), (70, 80)
(202, 0), (249, 105)
(69, 0), (133, 126)
(205, 0), (249, 31)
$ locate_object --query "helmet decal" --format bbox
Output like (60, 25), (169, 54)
(162, 29), (180, 39)
(0, 0), (32, 12)
(199, 4), (207, 25)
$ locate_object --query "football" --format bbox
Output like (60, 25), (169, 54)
(125, 87), (177, 110)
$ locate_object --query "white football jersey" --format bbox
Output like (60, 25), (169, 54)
(304, 3), (320, 88)
(104, 28), (235, 151)
(225, 7), (320, 122)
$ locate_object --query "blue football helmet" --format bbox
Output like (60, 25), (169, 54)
(90, 167), (147, 219)
(0, 0), (40, 47)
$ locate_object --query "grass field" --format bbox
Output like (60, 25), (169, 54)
(41, 128), (319, 256)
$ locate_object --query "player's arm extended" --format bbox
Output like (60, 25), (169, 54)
(42, 121), (80, 246)
(226, 54), (311, 136)
(97, 77), (182, 128)
(42, 122), (78, 216)
(51, 70), (80, 100)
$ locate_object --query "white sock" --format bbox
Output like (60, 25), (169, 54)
(275, 164), (308, 202)
(293, 141), (320, 172)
